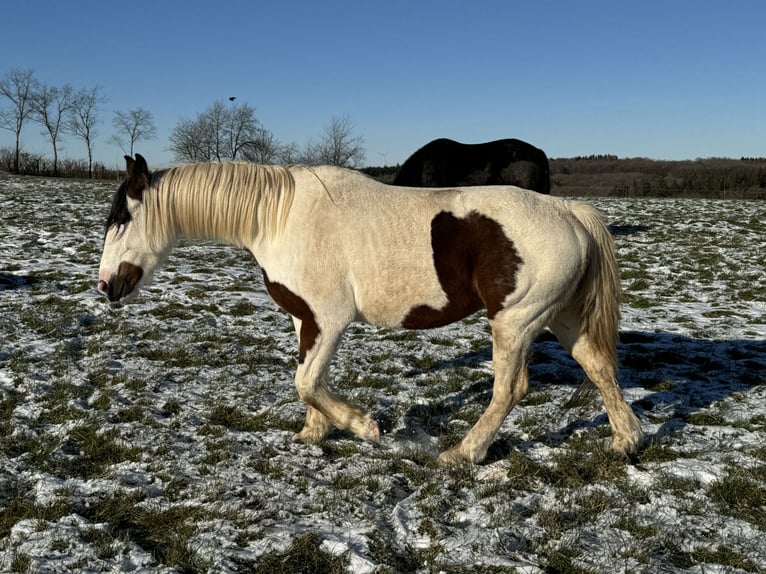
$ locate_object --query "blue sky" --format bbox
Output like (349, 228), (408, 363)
(1, 0), (764, 168)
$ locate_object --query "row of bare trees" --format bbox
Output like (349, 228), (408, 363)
(167, 99), (365, 167)
(0, 69), (123, 177)
(1, 67), (366, 178)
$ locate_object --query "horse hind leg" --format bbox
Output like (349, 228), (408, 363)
(551, 311), (643, 456)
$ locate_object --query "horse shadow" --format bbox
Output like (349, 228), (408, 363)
(609, 224), (651, 236)
(0, 273), (40, 291)
(394, 330), (765, 462)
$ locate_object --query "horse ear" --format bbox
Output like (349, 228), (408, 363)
(124, 155), (135, 175)
(125, 154), (150, 200)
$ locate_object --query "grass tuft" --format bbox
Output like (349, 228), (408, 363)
(252, 532), (349, 573)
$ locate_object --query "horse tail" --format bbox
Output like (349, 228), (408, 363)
(567, 202), (621, 368)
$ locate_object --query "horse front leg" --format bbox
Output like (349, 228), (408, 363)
(289, 317), (332, 443)
(291, 319), (380, 444)
(295, 404), (334, 444)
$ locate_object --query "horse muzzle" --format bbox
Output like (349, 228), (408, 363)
(99, 262), (144, 303)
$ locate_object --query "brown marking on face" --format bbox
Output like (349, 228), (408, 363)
(107, 261), (144, 302)
(261, 270), (319, 363)
(402, 210), (522, 329)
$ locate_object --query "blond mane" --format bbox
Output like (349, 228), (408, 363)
(143, 162), (295, 248)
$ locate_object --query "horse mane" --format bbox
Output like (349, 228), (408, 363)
(143, 162), (295, 248)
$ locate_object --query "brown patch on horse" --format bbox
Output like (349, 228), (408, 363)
(261, 270), (319, 363)
(107, 261), (143, 302)
(402, 211), (522, 329)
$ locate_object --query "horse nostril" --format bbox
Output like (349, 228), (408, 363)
(97, 280), (108, 295)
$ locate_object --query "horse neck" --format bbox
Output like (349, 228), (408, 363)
(149, 163), (294, 249)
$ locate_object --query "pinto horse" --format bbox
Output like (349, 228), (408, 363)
(98, 154), (642, 465)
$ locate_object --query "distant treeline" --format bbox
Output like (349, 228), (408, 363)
(3, 146), (765, 199)
(363, 156), (766, 199)
(0, 148), (116, 180)
(549, 156), (766, 199)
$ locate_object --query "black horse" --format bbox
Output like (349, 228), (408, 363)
(393, 138), (550, 194)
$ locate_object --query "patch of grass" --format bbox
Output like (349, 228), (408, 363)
(405, 353), (440, 371)
(321, 440), (364, 460)
(125, 377), (147, 392)
(685, 411), (727, 426)
(367, 529), (421, 574)
(614, 515), (658, 539)
(653, 470), (703, 498)
(0, 430), (58, 465)
(380, 329), (420, 343)
(253, 532), (349, 573)
(521, 391), (553, 407)
(201, 438), (232, 466)
(90, 391), (112, 411)
(80, 526), (121, 560)
(647, 379), (676, 392)
(86, 368), (126, 388)
(137, 505), (212, 570)
(748, 444), (766, 462)
(708, 468), (766, 529)
(141, 344), (209, 368)
(538, 488), (621, 538)
(0, 391), (24, 420)
(543, 434), (627, 488)
(84, 490), (212, 571)
(50, 423), (141, 479)
(0, 484), (73, 540)
(499, 449), (548, 491)
(693, 544), (762, 572)
(541, 546), (592, 574)
(17, 296), (82, 338)
(208, 403), (297, 433)
(733, 414), (766, 432)
(639, 436), (685, 463)
(10, 553), (32, 574)
(229, 299), (256, 316)
(382, 449), (434, 485)
(116, 404), (148, 424)
(161, 398), (182, 417)
(144, 305), (198, 321)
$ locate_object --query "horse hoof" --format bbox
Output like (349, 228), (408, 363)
(437, 448), (466, 467)
(610, 430), (644, 458)
(364, 420), (380, 442)
(293, 428), (324, 445)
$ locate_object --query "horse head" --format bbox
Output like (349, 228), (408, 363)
(97, 154), (168, 303)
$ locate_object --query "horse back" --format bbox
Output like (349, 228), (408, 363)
(286, 168), (583, 329)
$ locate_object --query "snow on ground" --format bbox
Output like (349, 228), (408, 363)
(0, 173), (764, 573)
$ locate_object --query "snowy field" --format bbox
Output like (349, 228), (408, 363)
(0, 173), (764, 573)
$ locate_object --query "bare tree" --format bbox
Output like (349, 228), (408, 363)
(168, 117), (207, 163)
(239, 127), (282, 164)
(169, 100), (278, 163)
(313, 115), (365, 167)
(30, 83), (74, 175)
(110, 108), (157, 157)
(68, 86), (106, 178)
(0, 68), (37, 173)
(227, 101), (277, 161)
